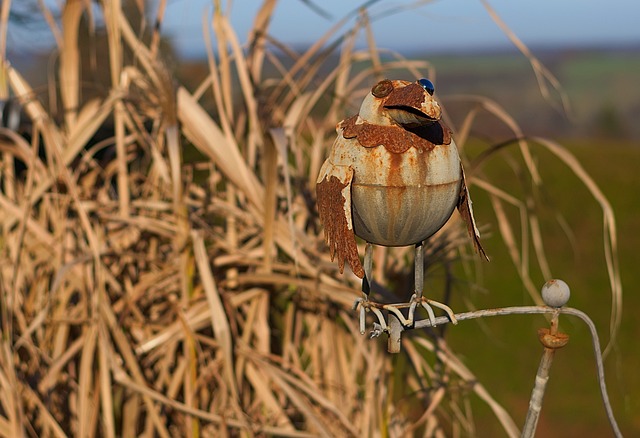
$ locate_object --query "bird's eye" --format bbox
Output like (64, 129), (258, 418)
(371, 79), (394, 98)
(418, 78), (435, 95)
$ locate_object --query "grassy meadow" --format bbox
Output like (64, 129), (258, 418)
(447, 139), (640, 436)
(0, 2), (637, 437)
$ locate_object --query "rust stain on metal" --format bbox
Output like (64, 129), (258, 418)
(339, 115), (451, 154)
(537, 327), (569, 349)
(316, 175), (364, 278)
(387, 147), (405, 189)
(386, 151), (405, 240)
(383, 82), (429, 109)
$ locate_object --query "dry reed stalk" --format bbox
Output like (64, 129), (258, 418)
(0, 1), (622, 437)
(248, 0), (277, 82)
(480, 0), (572, 116)
(104, 0), (131, 219)
(149, 0), (167, 58)
(60, 0), (83, 130)
(0, 1), (11, 69)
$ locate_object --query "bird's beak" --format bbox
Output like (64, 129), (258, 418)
(383, 83), (441, 128)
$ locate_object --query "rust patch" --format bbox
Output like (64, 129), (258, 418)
(387, 147), (405, 188)
(385, 150), (406, 239)
(316, 175), (364, 278)
(538, 328), (569, 349)
(383, 82), (426, 109)
(340, 115), (452, 154)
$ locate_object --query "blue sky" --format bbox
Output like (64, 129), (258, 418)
(160, 0), (640, 57)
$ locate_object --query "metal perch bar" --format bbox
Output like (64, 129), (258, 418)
(380, 305), (622, 438)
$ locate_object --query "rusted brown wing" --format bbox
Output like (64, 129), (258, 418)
(316, 163), (364, 278)
(457, 166), (489, 261)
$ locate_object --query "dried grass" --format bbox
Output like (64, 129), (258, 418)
(0, 1), (621, 437)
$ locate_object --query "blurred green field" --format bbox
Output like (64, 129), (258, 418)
(429, 49), (640, 141)
(441, 139), (640, 436)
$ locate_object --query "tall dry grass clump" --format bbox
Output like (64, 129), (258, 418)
(0, 1), (621, 437)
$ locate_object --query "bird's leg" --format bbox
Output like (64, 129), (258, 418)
(379, 242), (457, 328)
(415, 241), (424, 300)
(413, 242), (438, 326)
(362, 242), (373, 297)
(413, 241), (458, 326)
(354, 242), (458, 336)
(353, 243), (388, 335)
(381, 242), (434, 327)
(373, 243), (427, 328)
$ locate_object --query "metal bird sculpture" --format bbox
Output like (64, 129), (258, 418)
(316, 78), (488, 334)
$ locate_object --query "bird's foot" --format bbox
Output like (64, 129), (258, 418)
(353, 297), (388, 336)
(414, 294), (458, 327)
(370, 322), (385, 338)
(353, 294), (458, 336)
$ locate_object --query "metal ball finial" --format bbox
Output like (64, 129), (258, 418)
(541, 279), (570, 308)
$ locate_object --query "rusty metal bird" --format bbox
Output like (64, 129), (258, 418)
(316, 78), (488, 333)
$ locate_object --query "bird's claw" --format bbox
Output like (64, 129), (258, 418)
(353, 297), (388, 335)
(370, 323), (384, 338)
(423, 298), (458, 325)
(353, 294), (458, 336)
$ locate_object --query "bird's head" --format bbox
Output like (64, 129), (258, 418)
(357, 79), (442, 128)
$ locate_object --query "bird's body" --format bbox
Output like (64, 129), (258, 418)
(321, 113), (462, 248)
(316, 78), (487, 333)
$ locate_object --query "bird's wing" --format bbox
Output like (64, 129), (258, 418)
(457, 166), (489, 261)
(316, 161), (364, 278)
